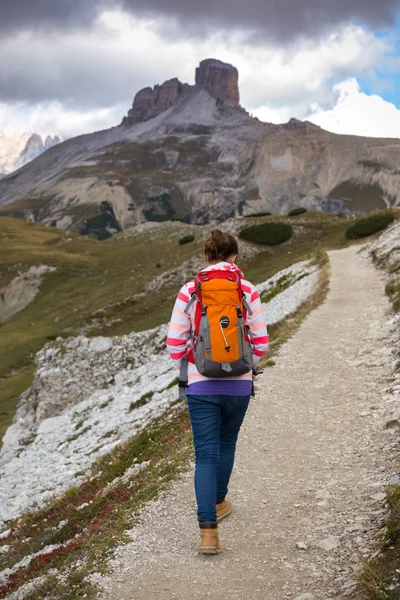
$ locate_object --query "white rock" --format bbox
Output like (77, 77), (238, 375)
(316, 536), (341, 551)
(89, 337), (113, 353)
(296, 542), (308, 551)
(371, 493), (386, 502)
(295, 594), (315, 600)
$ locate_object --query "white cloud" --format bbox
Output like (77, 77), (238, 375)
(0, 102), (124, 138)
(308, 78), (400, 137)
(241, 24), (389, 111)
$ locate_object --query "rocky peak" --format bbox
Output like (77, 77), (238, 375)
(195, 59), (239, 106)
(44, 135), (61, 150)
(123, 58), (240, 125)
(19, 133), (61, 164)
(123, 78), (194, 125)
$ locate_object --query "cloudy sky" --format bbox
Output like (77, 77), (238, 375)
(1, 0), (400, 138)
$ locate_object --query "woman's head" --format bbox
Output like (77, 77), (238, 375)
(204, 229), (239, 264)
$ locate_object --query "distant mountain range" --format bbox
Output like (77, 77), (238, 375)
(0, 58), (399, 239)
(0, 132), (61, 178)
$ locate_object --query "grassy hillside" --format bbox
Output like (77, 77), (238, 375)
(0, 210), (397, 441)
(0, 218), (204, 439)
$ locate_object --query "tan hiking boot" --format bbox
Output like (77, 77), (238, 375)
(199, 527), (222, 554)
(216, 498), (232, 523)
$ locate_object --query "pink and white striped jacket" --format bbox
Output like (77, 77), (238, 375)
(166, 262), (269, 387)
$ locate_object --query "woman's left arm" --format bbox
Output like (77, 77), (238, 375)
(245, 283), (269, 367)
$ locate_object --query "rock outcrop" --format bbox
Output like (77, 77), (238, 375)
(123, 58), (240, 125)
(123, 78), (194, 125)
(195, 58), (239, 106)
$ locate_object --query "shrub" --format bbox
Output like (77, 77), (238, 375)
(239, 222), (293, 246)
(345, 213), (394, 240)
(178, 235), (195, 245)
(288, 207), (307, 216)
(247, 212), (272, 218)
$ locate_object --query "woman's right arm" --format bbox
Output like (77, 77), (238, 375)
(166, 284), (192, 367)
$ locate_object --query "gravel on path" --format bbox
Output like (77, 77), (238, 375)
(96, 246), (397, 600)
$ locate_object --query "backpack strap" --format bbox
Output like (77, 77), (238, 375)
(184, 293), (197, 314)
(184, 276), (202, 314)
(242, 292), (253, 317)
(178, 357), (189, 400)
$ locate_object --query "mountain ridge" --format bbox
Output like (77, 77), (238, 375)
(0, 59), (400, 238)
(0, 131), (60, 178)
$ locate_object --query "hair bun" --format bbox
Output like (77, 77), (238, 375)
(210, 228), (227, 246)
(204, 229), (238, 263)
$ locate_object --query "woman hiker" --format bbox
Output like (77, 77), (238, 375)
(167, 229), (269, 554)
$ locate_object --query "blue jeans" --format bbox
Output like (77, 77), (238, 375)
(186, 394), (250, 524)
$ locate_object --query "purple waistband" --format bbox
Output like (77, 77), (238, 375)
(187, 379), (252, 396)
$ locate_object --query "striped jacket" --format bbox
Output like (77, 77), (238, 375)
(166, 262), (269, 387)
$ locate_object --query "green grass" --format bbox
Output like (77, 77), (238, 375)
(0, 367), (35, 442)
(240, 212), (351, 285)
(129, 391), (154, 411)
(357, 485), (400, 599)
(260, 274), (296, 303)
(386, 279), (400, 313)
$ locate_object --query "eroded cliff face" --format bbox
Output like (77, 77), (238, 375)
(195, 58), (239, 106)
(123, 58), (240, 125)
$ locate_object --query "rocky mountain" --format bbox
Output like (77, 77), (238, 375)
(123, 59), (239, 125)
(0, 58), (399, 238)
(0, 131), (60, 177)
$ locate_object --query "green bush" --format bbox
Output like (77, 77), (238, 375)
(345, 213), (394, 240)
(247, 212), (272, 218)
(288, 207), (307, 216)
(239, 222), (293, 246)
(178, 235), (195, 245)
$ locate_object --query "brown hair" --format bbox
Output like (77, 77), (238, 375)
(204, 229), (239, 263)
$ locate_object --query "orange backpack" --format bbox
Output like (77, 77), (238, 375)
(183, 270), (253, 378)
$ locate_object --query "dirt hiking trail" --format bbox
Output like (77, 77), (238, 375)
(99, 246), (396, 600)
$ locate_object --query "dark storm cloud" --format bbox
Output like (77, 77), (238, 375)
(0, 0), (399, 39)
